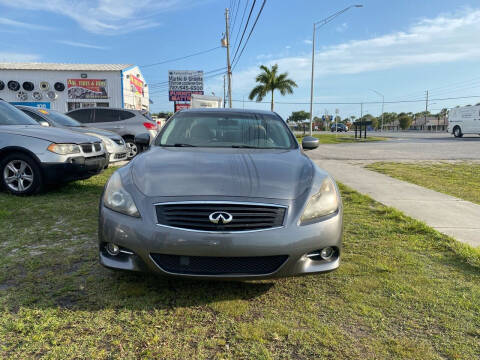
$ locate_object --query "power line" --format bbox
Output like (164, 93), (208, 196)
(230, 0), (241, 37)
(140, 46), (222, 68)
(231, 0), (256, 65)
(232, 0), (250, 52)
(231, 94), (480, 106)
(232, 0), (266, 69)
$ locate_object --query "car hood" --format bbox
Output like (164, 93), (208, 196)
(0, 125), (99, 143)
(64, 126), (123, 140)
(131, 147), (314, 200)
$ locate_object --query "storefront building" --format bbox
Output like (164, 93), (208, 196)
(0, 63), (149, 112)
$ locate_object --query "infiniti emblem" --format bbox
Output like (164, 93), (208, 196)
(209, 211), (233, 224)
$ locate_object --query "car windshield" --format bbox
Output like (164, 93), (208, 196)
(45, 110), (82, 127)
(156, 112), (296, 149)
(0, 101), (39, 125)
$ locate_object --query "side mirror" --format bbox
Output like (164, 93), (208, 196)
(39, 121), (50, 127)
(134, 132), (151, 147)
(302, 136), (319, 150)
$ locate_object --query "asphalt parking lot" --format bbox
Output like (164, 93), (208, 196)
(308, 131), (480, 161)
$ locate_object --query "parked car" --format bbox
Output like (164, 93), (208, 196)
(66, 107), (158, 158)
(331, 123), (348, 132)
(0, 100), (107, 195)
(99, 108), (342, 280)
(16, 106), (127, 165)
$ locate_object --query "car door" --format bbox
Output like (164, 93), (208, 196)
(93, 108), (123, 133)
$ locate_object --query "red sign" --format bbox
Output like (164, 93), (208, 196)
(175, 103), (190, 112)
(169, 90), (203, 102)
(67, 79), (108, 99)
(130, 75), (144, 95)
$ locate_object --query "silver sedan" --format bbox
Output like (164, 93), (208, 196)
(98, 109), (342, 279)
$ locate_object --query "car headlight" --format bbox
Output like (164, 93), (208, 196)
(47, 143), (81, 155)
(103, 172), (140, 217)
(300, 177), (339, 224)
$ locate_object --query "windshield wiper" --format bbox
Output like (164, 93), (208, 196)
(231, 145), (258, 148)
(162, 143), (196, 147)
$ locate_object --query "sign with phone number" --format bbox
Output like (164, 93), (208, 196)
(168, 70), (204, 101)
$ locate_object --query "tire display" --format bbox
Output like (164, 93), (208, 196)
(7, 80), (20, 91)
(0, 80), (4, 91)
(17, 91), (28, 101)
(54, 82), (65, 91)
(32, 91), (42, 100)
(40, 81), (50, 91)
(47, 91), (57, 100)
(22, 81), (34, 91)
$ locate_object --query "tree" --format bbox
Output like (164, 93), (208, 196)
(398, 113), (413, 130)
(287, 110), (310, 122)
(249, 64), (297, 111)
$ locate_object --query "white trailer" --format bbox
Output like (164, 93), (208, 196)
(447, 105), (480, 137)
(190, 94), (223, 109)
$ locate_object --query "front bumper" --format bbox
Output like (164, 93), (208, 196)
(41, 154), (107, 184)
(98, 203), (343, 280)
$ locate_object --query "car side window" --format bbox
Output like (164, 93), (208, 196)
(21, 110), (46, 123)
(95, 109), (121, 123)
(119, 110), (135, 120)
(69, 109), (92, 123)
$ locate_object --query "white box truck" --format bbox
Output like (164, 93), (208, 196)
(447, 105), (480, 137)
(190, 94), (223, 109)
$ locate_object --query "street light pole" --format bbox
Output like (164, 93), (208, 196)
(370, 89), (384, 131)
(309, 4), (363, 136)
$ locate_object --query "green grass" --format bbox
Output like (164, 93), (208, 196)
(296, 133), (386, 144)
(366, 162), (480, 205)
(0, 170), (479, 359)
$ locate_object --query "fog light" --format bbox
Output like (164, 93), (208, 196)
(320, 247), (334, 260)
(106, 243), (120, 256)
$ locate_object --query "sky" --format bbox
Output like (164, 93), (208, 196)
(1, 0), (480, 119)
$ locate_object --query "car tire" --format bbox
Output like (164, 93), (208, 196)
(123, 137), (138, 159)
(0, 153), (43, 195)
(453, 126), (463, 138)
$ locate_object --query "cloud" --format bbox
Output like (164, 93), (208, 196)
(55, 40), (108, 50)
(229, 8), (480, 95)
(0, 17), (52, 31)
(0, 52), (40, 62)
(0, 0), (194, 35)
(303, 39), (312, 45)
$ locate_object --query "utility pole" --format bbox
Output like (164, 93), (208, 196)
(223, 75), (226, 108)
(308, 23), (316, 136)
(224, 8), (233, 108)
(425, 90), (429, 131)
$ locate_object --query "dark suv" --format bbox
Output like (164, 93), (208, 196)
(66, 108), (158, 158)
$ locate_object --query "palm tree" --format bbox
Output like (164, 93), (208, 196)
(248, 64), (297, 111)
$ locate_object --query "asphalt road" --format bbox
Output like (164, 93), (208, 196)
(308, 131), (480, 161)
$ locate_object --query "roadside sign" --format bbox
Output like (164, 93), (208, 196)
(168, 70), (204, 101)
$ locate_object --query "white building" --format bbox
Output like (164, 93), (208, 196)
(0, 63), (149, 112)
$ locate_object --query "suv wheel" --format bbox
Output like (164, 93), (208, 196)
(0, 153), (42, 195)
(453, 126), (463, 138)
(124, 138), (138, 159)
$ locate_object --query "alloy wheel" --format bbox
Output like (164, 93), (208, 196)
(125, 142), (138, 159)
(3, 160), (34, 192)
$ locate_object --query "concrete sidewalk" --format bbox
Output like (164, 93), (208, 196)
(314, 160), (480, 248)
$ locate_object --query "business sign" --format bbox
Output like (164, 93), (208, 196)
(10, 101), (50, 109)
(130, 75), (144, 95)
(67, 79), (108, 99)
(174, 102), (190, 112)
(168, 70), (203, 101)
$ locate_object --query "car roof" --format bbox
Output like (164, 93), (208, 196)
(67, 107), (139, 112)
(179, 108), (279, 116)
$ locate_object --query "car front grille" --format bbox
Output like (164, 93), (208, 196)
(81, 143), (92, 153)
(94, 142), (102, 152)
(155, 202), (286, 232)
(114, 152), (127, 159)
(150, 254), (288, 275)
